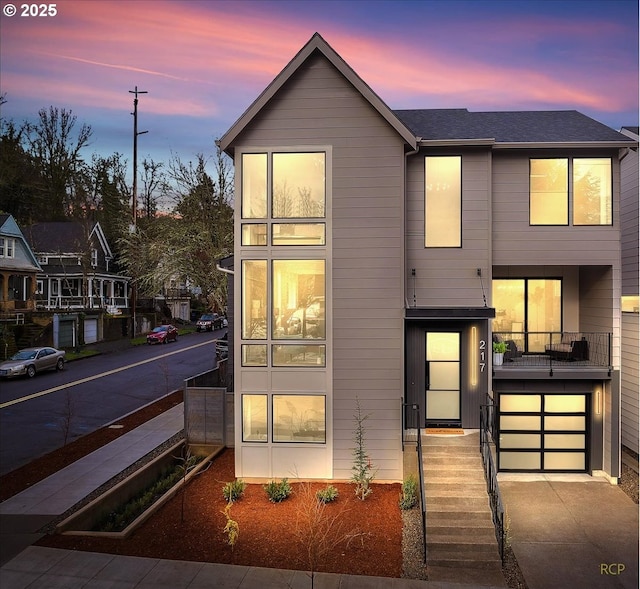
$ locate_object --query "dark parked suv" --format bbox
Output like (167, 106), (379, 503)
(196, 313), (223, 331)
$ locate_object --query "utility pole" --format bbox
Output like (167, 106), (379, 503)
(128, 86), (148, 336)
(129, 86), (148, 227)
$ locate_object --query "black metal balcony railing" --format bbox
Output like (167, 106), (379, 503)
(492, 331), (612, 372)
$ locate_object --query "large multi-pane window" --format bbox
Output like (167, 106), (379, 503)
(241, 151), (325, 244)
(239, 151), (328, 445)
(530, 158), (611, 225)
(425, 156), (461, 247)
(492, 279), (562, 353)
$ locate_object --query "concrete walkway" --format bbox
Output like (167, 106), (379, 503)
(0, 404), (184, 566)
(0, 405), (637, 589)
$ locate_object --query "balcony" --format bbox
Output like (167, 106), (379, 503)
(492, 332), (612, 378)
(36, 296), (129, 311)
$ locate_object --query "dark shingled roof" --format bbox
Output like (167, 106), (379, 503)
(24, 222), (89, 253)
(393, 109), (635, 143)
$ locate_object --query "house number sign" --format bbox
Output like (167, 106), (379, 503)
(479, 339), (486, 372)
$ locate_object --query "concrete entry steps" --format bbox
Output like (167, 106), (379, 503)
(422, 431), (508, 587)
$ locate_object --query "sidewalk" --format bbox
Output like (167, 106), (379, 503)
(0, 404), (637, 589)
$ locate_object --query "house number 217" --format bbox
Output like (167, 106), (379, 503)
(479, 339), (486, 372)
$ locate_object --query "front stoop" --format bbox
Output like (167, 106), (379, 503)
(423, 432), (507, 588)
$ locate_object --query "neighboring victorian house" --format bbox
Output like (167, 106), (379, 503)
(619, 126), (639, 457)
(218, 34), (637, 483)
(0, 214), (42, 315)
(24, 221), (130, 346)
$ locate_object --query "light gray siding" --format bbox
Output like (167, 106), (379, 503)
(405, 150), (492, 307)
(620, 131), (639, 295)
(234, 53), (405, 480)
(492, 152), (621, 266)
(621, 311), (639, 454)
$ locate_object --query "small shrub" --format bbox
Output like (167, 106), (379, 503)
(399, 474), (418, 510)
(264, 478), (292, 503)
(221, 503), (239, 549)
(222, 479), (247, 503)
(316, 484), (339, 504)
(351, 398), (376, 500)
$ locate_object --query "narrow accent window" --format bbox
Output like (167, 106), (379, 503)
(273, 395), (326, 443)
(241, 344), (267, 366)
(242, 153), (267, 218)
(272, 223), (325, 246)
(242, 394), (267, 442)
(272, 344), (326, 366)
(573, 158), (612, 225)
(241, 260), (267, 339)
(425, 156), (461, 247)
(241, 224), (268, 246)
(530, 159), (569, 225)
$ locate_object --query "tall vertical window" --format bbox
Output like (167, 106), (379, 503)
(242, 153), (267, 218)
(573, 158), (612, 225)
(0, 237), (15, 258)
(272, 260), (325, 340)
(530, 159), (569, 225)
(425, 156), (461, 247)
(242, 260), (267, 339)
(242, 394), (267, 442)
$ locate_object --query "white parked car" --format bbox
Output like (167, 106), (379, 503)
(0, 347), (66, 379)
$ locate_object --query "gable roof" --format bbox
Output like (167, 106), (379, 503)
(394, 109), (636, 147)
(218, 32), (417, 154)
(25, 221), (113, 258)
(0, 214), (42, 272)
(218, 33), (635, 153)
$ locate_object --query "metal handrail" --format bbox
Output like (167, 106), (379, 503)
(480, 403), (505, 564)
(403, 402), (427, 564)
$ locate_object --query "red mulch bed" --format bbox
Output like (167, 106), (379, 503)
(37, 449), (403, 577)
(1, 389), (403, 577)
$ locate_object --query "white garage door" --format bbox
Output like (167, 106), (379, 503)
(84, 318), (98, 344)
(498, 393), (588, 472)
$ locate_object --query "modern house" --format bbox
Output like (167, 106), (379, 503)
(0, 214), (42, 315)
(218, 33), (637, 483)
(620, 126), (639, 457)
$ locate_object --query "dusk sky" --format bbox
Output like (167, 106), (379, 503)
(1, 0), (638, 179)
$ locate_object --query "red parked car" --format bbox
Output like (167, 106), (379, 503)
(146, 324), (178, 345)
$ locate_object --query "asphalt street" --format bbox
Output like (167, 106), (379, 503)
(0, 330), (220, 476)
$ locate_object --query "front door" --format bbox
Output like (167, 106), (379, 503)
(425, 331), (461, 426)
